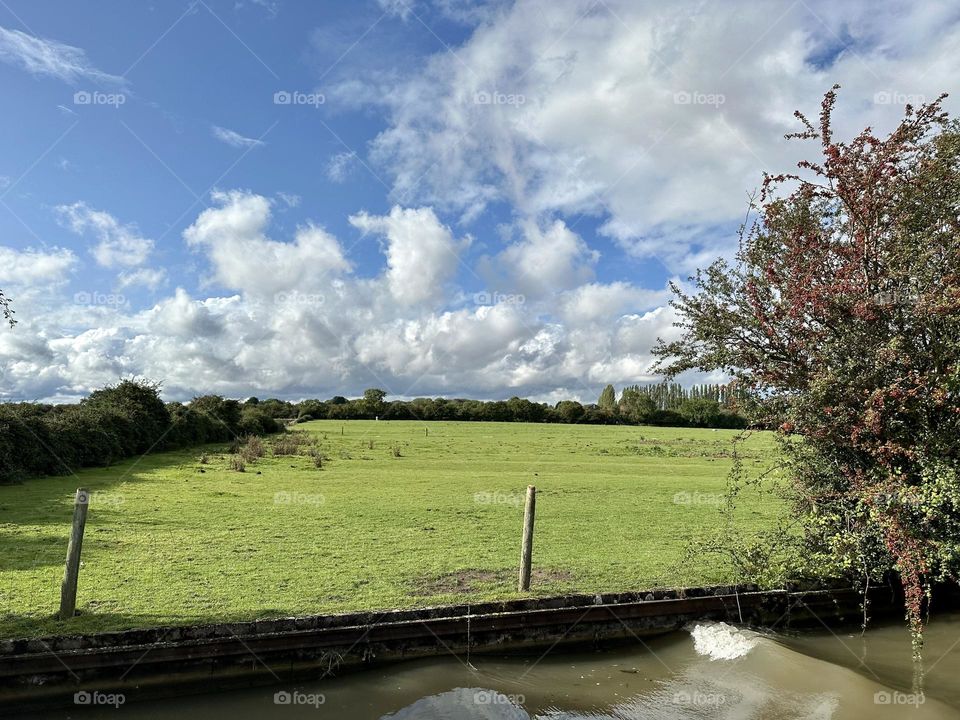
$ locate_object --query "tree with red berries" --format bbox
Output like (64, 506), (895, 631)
(655, 86), (960, 652)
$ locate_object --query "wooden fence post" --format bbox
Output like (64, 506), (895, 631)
(59, 488), (89, 620)
(518, 485), (536, 592)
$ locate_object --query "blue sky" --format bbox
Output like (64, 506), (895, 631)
(0, 0), (957, 402)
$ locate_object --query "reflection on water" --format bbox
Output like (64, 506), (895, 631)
(28, 614), (960, 719)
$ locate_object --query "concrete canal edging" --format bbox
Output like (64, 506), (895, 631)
(0, 582), (928, 712)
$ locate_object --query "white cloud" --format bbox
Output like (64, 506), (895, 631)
(480, 219), (597, 299)
(369, 0), (960, 271)
(0, 25), (122, 84)
(326, 151), (357, 183)
(212, 125), (265, 149)
(184, 190), (351, 296)
(276, 191), (301, 208)
(57, 202), (153, 268)
(118, 267), (167, 291)
(349, 205), (469, 306)
(1, 190), (680, 402)
(0, 246), (76, 284)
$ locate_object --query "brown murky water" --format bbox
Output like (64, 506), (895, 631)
(30, 613), (960, 719)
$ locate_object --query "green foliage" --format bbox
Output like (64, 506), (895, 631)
(654, 88), (960, 649)
(0, 382), (280, 484)
(598, 384), (617, 413)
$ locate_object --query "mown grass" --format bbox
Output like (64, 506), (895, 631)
(0, 421), (782, 638)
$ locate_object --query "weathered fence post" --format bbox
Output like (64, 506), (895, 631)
(59, 488), (89, 620)
(518, 485), (536, 592)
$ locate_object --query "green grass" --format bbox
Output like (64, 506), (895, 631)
(0, 420), (782, 639)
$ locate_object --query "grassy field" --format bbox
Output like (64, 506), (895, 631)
(0, 420), (782, 638)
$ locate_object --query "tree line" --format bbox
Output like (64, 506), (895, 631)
(0, 380), (751, 483)
(0, 380), (281, 484)
(267, 384), (750, 428)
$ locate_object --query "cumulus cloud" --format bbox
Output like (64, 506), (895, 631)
(480, 219), (597, 299)
(349, 205), (469, 306)
(0, 246), (77, 285)
(184, 190), (351, 297)
(369, 0), (960, 270)
(57, 202), (154, 268)
(0, 25), (122, 84)
(1, 188), (677, 402)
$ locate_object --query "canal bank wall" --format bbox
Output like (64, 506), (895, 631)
(3, 582), (951, 712)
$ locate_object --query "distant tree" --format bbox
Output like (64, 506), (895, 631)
(189, 395), (242, 439)
(677, 398), (722, 427)
(362, 388), (387, 417)
(245, 396), (260, 405)
(597, 384), (617, 414)
(329, 396), (348, 405)
(618, 386), (657, 423)
(555, 400), (585, 423)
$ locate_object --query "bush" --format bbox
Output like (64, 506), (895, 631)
(238, 435), (265, 463)
(0, 381), (281, 484)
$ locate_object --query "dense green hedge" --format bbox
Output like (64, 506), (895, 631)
(0, 381), (280, 484)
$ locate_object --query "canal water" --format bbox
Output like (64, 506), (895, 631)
(34, 613), (960, 719)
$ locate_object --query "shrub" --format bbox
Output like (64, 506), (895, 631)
(238, 435), (265, 463)
(229, 455), (245, 472)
